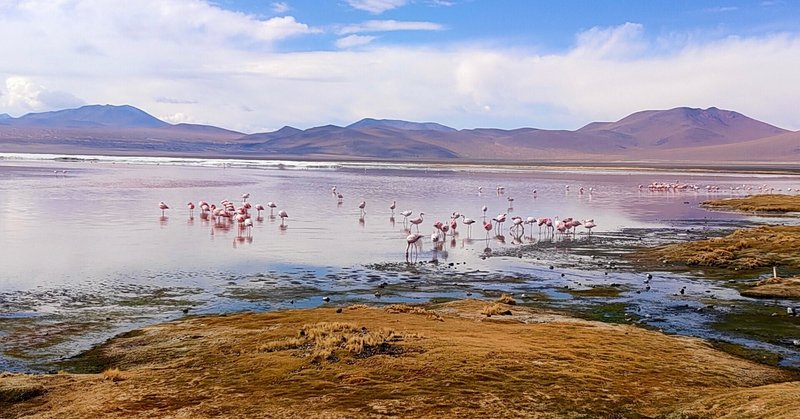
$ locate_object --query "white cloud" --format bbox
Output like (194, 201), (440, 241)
(0, 76), (84, 113)
(346, 0), (409, 14)
(338, 20), (444, 35)
(572, 22), (647, 59)
(336, 35), (377, 48)
(271, 2), (291, 13)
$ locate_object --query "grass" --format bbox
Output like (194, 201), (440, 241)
(3, 300), (799, 418)
(565, 285), (624, 298)
(638, 225), (800, 272)
(481, 303), (512, 317)
(495, 294), (517, 305)
(703, 194), (800, 213)
(742, 276), (800, 299)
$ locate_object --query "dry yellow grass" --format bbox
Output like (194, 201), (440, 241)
(495, 293), (517, 305)
(101, 368), (124, 382)
(703, 194), (800, 213)
(742, 276), (800, 299)
(640, 225), (800, 271)
(481, 303), (513, 317)
(1, 300), (798, 418)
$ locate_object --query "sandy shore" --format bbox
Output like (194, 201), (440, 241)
(2, 299), (798, 418)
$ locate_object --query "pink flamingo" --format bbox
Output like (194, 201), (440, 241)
(449, 218), (458, 236)
(483, 220), (493, 238)
(278, 209), (288, 226)
(187, 202), (195, 217)
(358, 201), (366, 216)
(241, 193), (250, 202)
(409, 212), (425, 232)
(510, 216), (524, 235)
(583, 219), (596, 234)
(405, 233), (423, 259)
(159, 201), (169, 216)
(492, 213), (507, 233)
(267, 202), (277, 215)
(461, 215), (476, 237)
(400, 210), (412, 224)
(255, 204), (265, 217)
(389, 200), (396, 214)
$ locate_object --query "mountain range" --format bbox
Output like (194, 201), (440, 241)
(0, 104), (797, 163)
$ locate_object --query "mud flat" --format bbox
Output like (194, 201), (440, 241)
(2, 299), (799, 418)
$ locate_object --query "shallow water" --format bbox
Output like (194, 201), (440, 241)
(1, 156), (799, 371)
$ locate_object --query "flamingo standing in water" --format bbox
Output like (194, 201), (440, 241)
(278, 209), (288, 226)
(255, 204), (265, 217)
(483, 220), (493, 239)
(389, 201), (396, 214)
(461, 215), (476, 237)
(241, 193), (250, 202)
(409, 212), (425, 232)
(482, 205), (488, 221)
(187, 202), (195, 217)
(159, 201), (169, 216)
(405, 233), (423, 260)
(267, 202), (277, 215)
(358, 201), (366, 216)
(492, 213), (507, 233)
(583, 219), (597, 234)
(400, 210), (412, 224)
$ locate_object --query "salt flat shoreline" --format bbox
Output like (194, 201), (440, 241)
(2, 150), (800, 175)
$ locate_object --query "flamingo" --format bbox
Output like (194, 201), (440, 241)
(461, 215), (476, 237)
(400, 210), (412, 224)
(159, 201), (169, 216)
(510, 216), (524, 235)
(331, 185), (337, 196)
(389, 200), (396, 214)
(337, 193), (344, 203)
(278, 209), (288, 226)
(483, 220), (493, 238)
(405, 233), (423, 259)
(187, 202), (195, 217)
(241, 193), (250, 202)
(244, 217), (253, 236)
(583, 219), (597, 234)
(255, 204), (265, 217)
(267, 202), (277, 215)
(409, 212), (425, 232)
(358, 201), (366, 216)
(492, 213), (507, 233)
(482, 205), (488, 221)
(449, 218), (458, 236)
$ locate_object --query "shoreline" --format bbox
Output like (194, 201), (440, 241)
(3, 150), (800, 175)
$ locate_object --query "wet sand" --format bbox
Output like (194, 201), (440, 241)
(2, 300), (798, 418)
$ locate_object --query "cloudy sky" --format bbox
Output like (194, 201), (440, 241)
(1, 0), (799, 133)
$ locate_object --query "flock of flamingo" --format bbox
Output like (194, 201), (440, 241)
(158, 179), (793, 260)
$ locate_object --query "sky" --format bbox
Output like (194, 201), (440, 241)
(1, 0), (799, 133)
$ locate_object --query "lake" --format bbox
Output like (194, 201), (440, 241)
(1, 154), (799, 371)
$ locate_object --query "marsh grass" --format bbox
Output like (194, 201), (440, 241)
(481, 303), (512, 317)
(260, 322), (400, 363)
(703, 194), (800, 213)
(639, 225), (800, 272)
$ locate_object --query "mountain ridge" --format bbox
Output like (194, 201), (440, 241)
(0, 105), (797, 162)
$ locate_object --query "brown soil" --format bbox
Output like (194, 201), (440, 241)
(2, 300), (798, 418)
(703, 194), (800, 213)
(742, 277), (800, 299)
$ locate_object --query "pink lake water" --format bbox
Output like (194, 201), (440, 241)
(1, 155), (799, 371)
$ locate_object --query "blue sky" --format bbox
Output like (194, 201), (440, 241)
(1, 0), (799, 132)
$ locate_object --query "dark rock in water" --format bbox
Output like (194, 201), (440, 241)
(336, 308), (342, 313)
(182, 308), (190, 314)
(549, 266), (554, 270)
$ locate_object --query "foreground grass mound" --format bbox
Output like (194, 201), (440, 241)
(2, 300), (798, 418)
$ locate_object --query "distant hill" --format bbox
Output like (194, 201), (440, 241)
(579, 107), (788, 149)
(12, 104), (169, 129)
(347, 118), (456, 132)
(0, 104), (797, 163)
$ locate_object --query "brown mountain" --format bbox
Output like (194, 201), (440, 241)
(0, 105), (797, 163)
